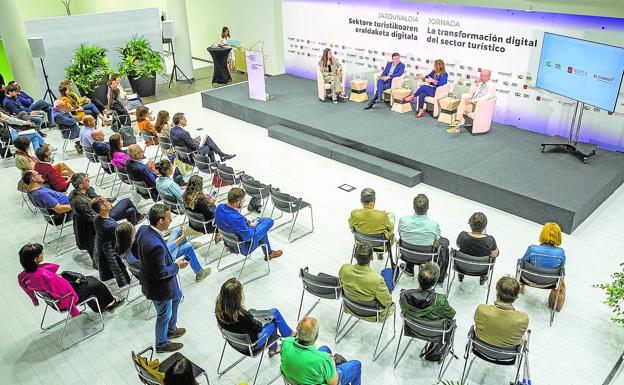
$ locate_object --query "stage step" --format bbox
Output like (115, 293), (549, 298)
(268, 124), (422, 187)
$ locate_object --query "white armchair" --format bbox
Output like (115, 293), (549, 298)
(316, 67), (346, 102)
(373, 71), (405, 105)
(424, 81), (452, 117)
(464, 97), (497, 135)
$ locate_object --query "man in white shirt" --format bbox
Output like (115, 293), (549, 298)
(447, 69), (496, 133)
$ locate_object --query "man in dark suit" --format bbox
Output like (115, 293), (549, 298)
(91, 130), (110, 157)
(169, 112), (235, 163)
(132, 204), (189, 353)
(364, 52), (405, 110)
(126, 144), (159, 201)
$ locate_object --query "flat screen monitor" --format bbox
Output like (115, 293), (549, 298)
(536, 32), (624, 112)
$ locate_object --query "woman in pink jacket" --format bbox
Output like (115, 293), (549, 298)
(17, 243), (123, 316)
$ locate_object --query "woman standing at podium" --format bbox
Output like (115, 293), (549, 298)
(318, 48), (346, 104)
(218, 26), (234, 71)
(404, 59), (448, 118)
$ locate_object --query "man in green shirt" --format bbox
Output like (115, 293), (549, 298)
(281, 317), (362, 385)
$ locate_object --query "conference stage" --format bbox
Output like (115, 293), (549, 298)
(201, 74), (624, 233)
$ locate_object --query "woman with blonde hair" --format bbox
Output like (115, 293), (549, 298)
(215, 278), (295, 357)
(404, 59), (448, 118)
(521, 222), (566, 269)
(318, 47), (346, 104)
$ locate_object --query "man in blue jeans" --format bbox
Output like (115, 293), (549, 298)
(8, 80), (53, 124)
(214, 187), (283, 260)
(281, 317), (362, 385)
(132, 204), (190, 353)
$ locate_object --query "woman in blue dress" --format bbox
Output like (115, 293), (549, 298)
(404, 59), (448, 118)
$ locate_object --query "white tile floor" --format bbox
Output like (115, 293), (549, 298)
(1, 90), (623, 385)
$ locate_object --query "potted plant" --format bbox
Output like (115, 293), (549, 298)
(65, 43), (111, 103)
(118, 35), (164, 97)
(595, 263), (624, 327)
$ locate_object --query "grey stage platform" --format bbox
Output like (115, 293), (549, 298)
(201, 74), (624, 233)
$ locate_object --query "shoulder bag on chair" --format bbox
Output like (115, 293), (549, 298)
(548, 278), (566, 312)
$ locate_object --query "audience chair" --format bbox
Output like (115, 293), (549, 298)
(351, 228), (394, 270)
(96, 154), (117, 194)
(34, 290), (104, 350)
(83, 146), (104, 184)
(335, 292), (396, 361)
(241, 174), (271, 216)
(112, 166), (134, 199)
(34, 205), (74, 256)
(464, 96), (497, 135)
(57, 125), (78, 160)
(216, 228), (270, 284)
(194, 153), (218, 190)
(269, 188), (314, 242)
(216, 327), (280, 385)
(1, 129), (16, 167)
(157, 135), (173, 161)
(110, 110), (131, 133)
(424, 81), (452, 117)
(446, 248), (496, 304)
(186, 211), (218, 261)
(132, 346), (210, 385)
(515, 259), (565, 326)
(21, 190), (38, 215)
(461, 326), (529, 384)
(297, 267), (342, 321)
(129, 178), (160, 207)
(161, 194), (185, 218)
(140, 132), (160, 158)
(214, 163), (241, 199)
(173, 145), (197, 174)
(394, 311), (458, 382)
(395, 239), (440, 284)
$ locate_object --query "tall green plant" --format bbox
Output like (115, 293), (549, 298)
(594, 263), (624, 327)
(117, 35), (164, 79)
(65, 43), (110, 93)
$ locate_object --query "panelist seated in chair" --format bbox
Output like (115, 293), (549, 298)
(52, 100), (82, 155)
(214, 188), (282, 260)
(170, 112), (235, 164)
(17, 242), (123, 316)
(364, 52), (405, 110)
(400, 262), (455, 350)
(474, 276), (529, 348)
(348, 188), (395, 260)
(216, 277), (296, 357)
(23, 170), (72, 219)
(318, 48), (346, 104)
(339, 243), (394, 322)
(403, 59), (448, 118)
(281, 317), (362, 385)
(447, 69), (496, 133)
(456, 212), (499, 285)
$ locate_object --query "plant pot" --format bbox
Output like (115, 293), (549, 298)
(78, 74), (110, 105)
(128, 72), (156, 97)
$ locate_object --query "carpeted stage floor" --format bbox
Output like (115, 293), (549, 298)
(201, 74), (624, 233)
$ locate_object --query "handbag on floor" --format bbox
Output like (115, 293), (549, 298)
(548, 278), (566, 312)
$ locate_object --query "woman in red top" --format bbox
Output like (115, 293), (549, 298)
(17, 243), (123, 316)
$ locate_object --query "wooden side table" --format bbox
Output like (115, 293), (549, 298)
(437, 97), (461, 124)
(349, 79), (368, 102)
(391, 88), (413, 113)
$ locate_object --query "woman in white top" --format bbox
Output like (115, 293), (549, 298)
(218, 26), (234, 71)
(106, 73), (143, 111)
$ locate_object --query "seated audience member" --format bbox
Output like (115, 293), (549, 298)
(318, 48), (346, 104)
(3, 84), (46, 130)
(17, 242), (123, 316)
(183, 175), (220, 241)
(8, 80), (53, 123)
(0, 72), (5, 101)
(403, 59), (448, 118)
(456, 212), (499, 284)
(447, 69), (496, 133)
(163, 222), (212, 282)
(398, 194), (449, 281)
(1, 109), (46, 151)
(348, 188), (395, 263)
(364, 52), (404, 110)
(59, 82), (109, 125)
(156, 159), (184, 204)
(34, 145), (75, 192)
(281, 317), (362, 385)
(24, 170), (71, 217)
(107, 73), (143, 111)
(155, 110), (172, 139)
(108, 87), (131, 127)
(14, 136), (42, 172)
(215, 188), (282, 260)
(126, 144), (159, 201)
(92, 197), (131, 287)
(170, 112), (235, 163)
(522, 222), (565, 269)
(52, 100), (82, 155)
(68, 173), (103, 263)
(474, 276), (529, 347)
(339, 243), (394, 321)
(91, 130), (110, 157)
(115, 221), (141, 278)
(109, 133), (130, 169)
(164, 358), (197, 385)
(80, 115), (97, 149)
(136, 106), (159, 145)
(400, 262), (455, 352)
(215, 277), (295, 356)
